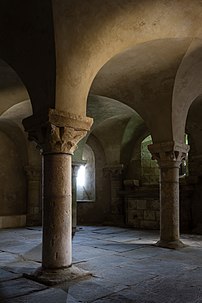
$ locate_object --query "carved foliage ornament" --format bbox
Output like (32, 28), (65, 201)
(24, 109), (93, 155)
(148, 141), (190, 168)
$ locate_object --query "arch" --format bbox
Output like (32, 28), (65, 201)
(1, 99), (32, 123)
(0, 59), (30, 116)
(120, 112), (147, 167)
(90, 38), (191, 142)
(52, 0), (202, 120)
(172, 39), (202, 143)
(73, 94), (134, 162)
(91, 115), (132, 165)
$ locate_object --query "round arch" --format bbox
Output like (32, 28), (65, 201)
(53, 0), (202, 122)
(173, 39), (202, 143)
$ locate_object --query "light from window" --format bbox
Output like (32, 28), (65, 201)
(77, 165), (86, 187)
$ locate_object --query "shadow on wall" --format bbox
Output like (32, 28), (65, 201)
(0, 127), (27, 228)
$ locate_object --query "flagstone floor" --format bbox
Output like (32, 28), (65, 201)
(0, 226), (202, 302)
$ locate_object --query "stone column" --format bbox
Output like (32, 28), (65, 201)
(148, 141), (189, 249)
(23, 109), (93, 270)
(103, 164), (124, 224)
(25, 165), (42, 226)
(72, 162), (80, 237)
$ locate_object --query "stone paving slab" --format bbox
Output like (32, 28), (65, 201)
(22, 243), (42, 262)
(3, 260), (40, 274)
(5, 288), (70, 303)
(0, 268), (21, 282)
(0, 241), (40, 254)
(0, 251), (19, 265)
(118, 275), (202, 303)
(1, 226), (202, 302)
(67, 279), (121, 302)
(0, 277), (47, 300)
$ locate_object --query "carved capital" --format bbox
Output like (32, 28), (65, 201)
(23, 109), (93, 155)
(148, 141), (189, 168)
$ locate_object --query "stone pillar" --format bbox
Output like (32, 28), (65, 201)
(103, 164), (124, 224)
(148, 141), (189, 249)
(25, 165), (42, 226)
(23, 109), (93, 270)
(72, 163), (80, 237)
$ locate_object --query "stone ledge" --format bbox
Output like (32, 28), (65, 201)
(24, 265), (92, 286)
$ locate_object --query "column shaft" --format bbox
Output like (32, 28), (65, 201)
(148, 141), (189, 249)
(42, 153), (72, 269)
(160, 164), (180, 243)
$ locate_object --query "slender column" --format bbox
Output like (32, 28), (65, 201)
(23, 109), (93, 270)
(148, 141), (189, 249)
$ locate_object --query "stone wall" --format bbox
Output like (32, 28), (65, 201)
(0, 131), (26, 221)
(124, 183), (194, 232)
(126, 197), (160, 229)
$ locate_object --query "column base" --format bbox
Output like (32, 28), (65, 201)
(156, 239), (186, 249)
(24, 265), (92, 286)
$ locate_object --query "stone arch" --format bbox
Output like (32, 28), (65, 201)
(120, 113), (147, 169)
(0, 59), (30, 116)
(73, 94), (134, 162)
(172, 39), (202, 143)
(52, 0), (202, 124)
(90, 38), (192, 143)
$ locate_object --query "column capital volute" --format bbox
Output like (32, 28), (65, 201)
(23, 109), (93, 155)
(148, 141), (190, 168)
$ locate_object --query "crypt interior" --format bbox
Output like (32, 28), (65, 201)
(1, 0), (202, 302)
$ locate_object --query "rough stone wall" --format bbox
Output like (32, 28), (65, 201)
(124, 184), (194, 232)
(126, 197), (160, 230)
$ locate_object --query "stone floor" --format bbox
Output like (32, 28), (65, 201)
(0, 226), (202, 302)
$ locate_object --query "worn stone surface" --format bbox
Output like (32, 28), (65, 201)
(1, 226), (202, 302)
(0, 278), (47, 300)
(5, 288), (69, 303)
(43, 153), (72, 269)
(0, 268), (21, 282)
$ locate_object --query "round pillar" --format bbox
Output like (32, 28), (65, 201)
(158, 161), (182, 248)
(148, 142), (189, 249)
(42, 153), (72, 269)
(23, 109), (93, 274)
